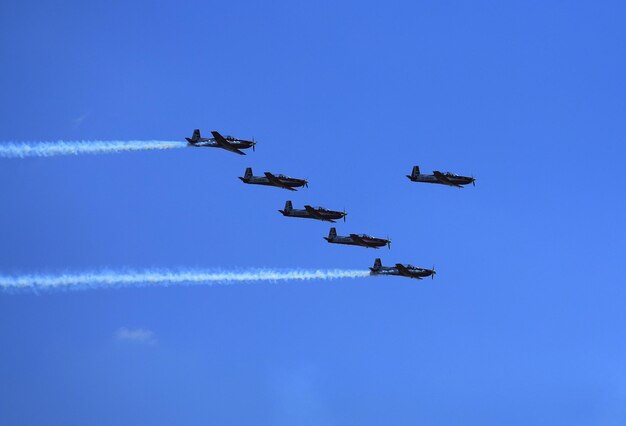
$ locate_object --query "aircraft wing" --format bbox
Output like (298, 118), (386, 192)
(264, 172), (297, 191)
(433, 171), (463, 188)
(349, 234), (377, 247)
(304, 205), (335, 222)
(211, 131), (246, 155)
(395, 263), (422, 279)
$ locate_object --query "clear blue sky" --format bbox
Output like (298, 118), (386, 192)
(1, 0), (625, 424)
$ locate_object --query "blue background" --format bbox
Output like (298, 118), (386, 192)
(1, 0), (625, 424)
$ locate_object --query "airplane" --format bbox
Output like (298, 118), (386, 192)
(239, 168), (308, 191)
(279, 201), (346, 222)
(186, 129), (256, 155)
(324, 227), (390, 249)
(407, 166), (475, 188)
(369, 258), (436, 279)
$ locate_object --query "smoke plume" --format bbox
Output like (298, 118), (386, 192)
(0, 140), (185, 158)
(0, 268), (371, 292)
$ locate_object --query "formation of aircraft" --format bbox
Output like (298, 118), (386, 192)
(185, 129), (478, 281)
(186, 129), (256, 155)
(407, 165), (475, 188)
(369, 258), (436, 279)
(239, 168), (308, 191)
(324, 227), (390, 249)
(279, 201), (346, 222)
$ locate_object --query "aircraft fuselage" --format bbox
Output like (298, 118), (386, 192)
(370, 266), (435, 279)
(240, 176), (307, 190)
(408, 173), (474, 187)
(188, 139), (255, 150)
(280, 208), (345, 222)
(325, 235), (388, 248)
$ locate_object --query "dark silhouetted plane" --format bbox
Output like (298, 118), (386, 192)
(239, 168), (308, 191)
(324, 228), (390, 248)
(407, 166), (475, 188)
(186, 129), (256, 155)
(279, 201), (346, 222)
(369, 258), (436, 279)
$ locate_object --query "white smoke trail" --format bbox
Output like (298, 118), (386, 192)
(0, 268), (371, 292)
(0, 140), (185, 158)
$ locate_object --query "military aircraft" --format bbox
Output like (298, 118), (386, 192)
(369, 258), (436, 279)
(279, 201), (346, 222)
(324, 227), (390, 249)
(239, 168), (308, 191)
(186, 129), (256, 155)
(407, 166), (475, 188)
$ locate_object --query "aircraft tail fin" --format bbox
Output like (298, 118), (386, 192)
(279, 200), (293, 216)
(324, 227), (337, 242)
(186, 129), (201, 144)
(409, 165), (420, 180)
(371, 258), (382, 272)
(329, 227), (337, 239)
(240, 167), (253, 183)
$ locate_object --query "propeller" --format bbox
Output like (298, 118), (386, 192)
(472, 174), (475, 187)
(305, 180), (309, 188)
(252, 137), (256, 152)
(387, 236), (391, 249)
(343, 208), (347, 222)
(431, 265), (436, 279)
